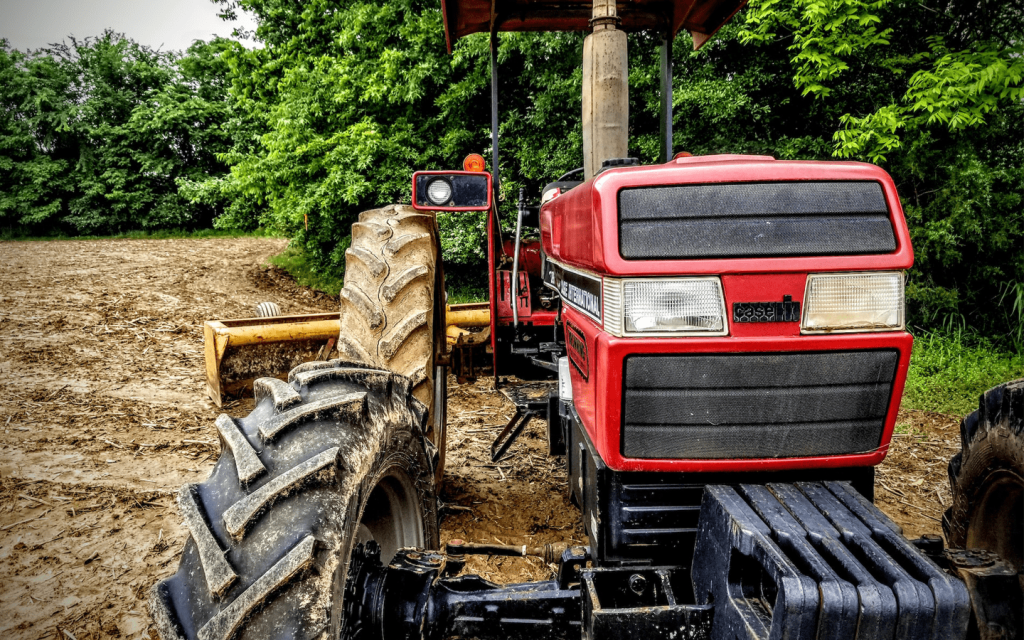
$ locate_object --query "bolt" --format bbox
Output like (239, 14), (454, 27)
(628, 573), (647, 596)
(948, 548), (996, 568)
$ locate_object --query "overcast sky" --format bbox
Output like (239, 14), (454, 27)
(0, 0), (260, 52)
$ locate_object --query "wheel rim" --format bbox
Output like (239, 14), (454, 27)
(356, 468), (425, 563)
(338, 470), (426, 639)
(966, 470), (1024, 571)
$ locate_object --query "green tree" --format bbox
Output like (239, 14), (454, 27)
(58, 33), (185, 232)
(0, 40), (76, 231)
(135, 37), (247, 230)
(203, 0), (588, 273)
(0, 33), (242, 236)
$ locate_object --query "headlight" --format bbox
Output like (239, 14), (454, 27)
(603, 277), (727, 337)
(802, 272), (904, 333)
(426, 177), (453, 205)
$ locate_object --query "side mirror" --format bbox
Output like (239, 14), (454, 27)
(412, 171), (492, 212)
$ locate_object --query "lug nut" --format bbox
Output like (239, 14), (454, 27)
(628, 573), (647, 595)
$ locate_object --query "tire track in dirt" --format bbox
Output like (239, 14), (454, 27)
(0, 237), (318, 639)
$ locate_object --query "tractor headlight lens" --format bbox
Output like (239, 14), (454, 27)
(802, 272), (905, 333)
(603, 277), (727, 336)
(426, 178), (453, 205)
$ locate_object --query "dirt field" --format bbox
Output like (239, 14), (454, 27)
(0, 237), (958, 639)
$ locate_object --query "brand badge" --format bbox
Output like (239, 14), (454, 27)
(733, 295), (801, 323)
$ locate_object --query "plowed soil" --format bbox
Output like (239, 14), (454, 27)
(0, 237), (956, 639)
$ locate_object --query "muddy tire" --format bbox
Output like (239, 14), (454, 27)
(150, 360), (438, 640)
(338, 204), (447, 478)
(943, 378), (1024, 570)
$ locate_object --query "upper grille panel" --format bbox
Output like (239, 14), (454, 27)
(618, 181), (896, 259)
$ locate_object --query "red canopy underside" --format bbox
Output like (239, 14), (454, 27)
(441, 0), (748, 52)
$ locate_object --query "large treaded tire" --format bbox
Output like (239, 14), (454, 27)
(150, 361), (438, 640)
(337, 205), (446, 475)
(338, 205), (438, 414)
(943, 378), (1023, 570)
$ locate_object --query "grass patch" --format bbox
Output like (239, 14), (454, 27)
(267, 244), (345, 297)
(0, 227), (280, 242)
(903, 328), (1024, 415)
(448, 285), (487, 305)
(893, 422), (927, 437)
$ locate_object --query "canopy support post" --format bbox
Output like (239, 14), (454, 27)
(582, 0), (629, 180)
(659, 31), (673, 163)
(490, 29), (500, 203)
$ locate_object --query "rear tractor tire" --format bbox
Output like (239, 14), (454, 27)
(338, 204), (448, 480)
(150, 360), (438, 640)
(943, 378), (1024, 571)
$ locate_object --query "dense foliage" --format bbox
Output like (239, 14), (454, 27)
(0, 32), (241, 235)
(204, 0), (1019, 343)
(736, 0), (1023, 344)
(1, 0), (1020, 346)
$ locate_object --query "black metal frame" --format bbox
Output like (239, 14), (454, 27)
(344, 541), (586, 640)
(342, 456), (1010, 640)
(335, 396), (1022, 640)
(490, 382), (555, 460)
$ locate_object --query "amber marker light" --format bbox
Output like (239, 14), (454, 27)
(463, 153), (486, 172)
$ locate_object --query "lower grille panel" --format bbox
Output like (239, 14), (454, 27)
(622, 350), (898, 459)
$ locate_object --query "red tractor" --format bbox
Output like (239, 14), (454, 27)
(152, 0), (1023, 639)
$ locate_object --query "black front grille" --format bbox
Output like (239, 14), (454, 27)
(618, 181), (896, 259)
(622, 351), (898, 459)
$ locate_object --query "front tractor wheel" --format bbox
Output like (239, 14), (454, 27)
(337, 204), (448, 482)
(944, 378), (1024, 571)
(150, 362), (438, 640)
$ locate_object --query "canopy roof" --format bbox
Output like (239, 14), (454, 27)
(441, 0), (748, 52)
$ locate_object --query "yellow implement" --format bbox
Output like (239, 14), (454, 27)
(204, 313), (341, 407)
(204, 304), (491, 406)
(445, 302), (490, 346)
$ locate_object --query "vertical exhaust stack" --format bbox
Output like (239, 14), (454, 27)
(582, 0), (629, 181)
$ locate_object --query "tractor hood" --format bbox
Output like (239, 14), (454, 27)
(441, 0), (747, 52)
(539, 155), (915, 278)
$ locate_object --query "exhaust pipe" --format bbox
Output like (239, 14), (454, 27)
(582, 0), (628, 181)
